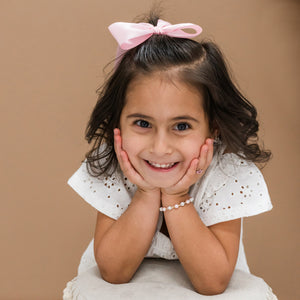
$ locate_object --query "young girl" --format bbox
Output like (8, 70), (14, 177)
(64, 13), (276, 298)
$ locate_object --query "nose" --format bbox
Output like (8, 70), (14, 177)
(150, 131), (173, 155)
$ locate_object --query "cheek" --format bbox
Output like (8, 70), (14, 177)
(182, 138), (206, 159)
(121, 136), (132, 153)
(120, 133), (139, 158)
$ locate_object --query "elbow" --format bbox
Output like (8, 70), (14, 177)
(95, 248), (132, 284)
(194, 282), (227, 296)
(101, 269), (132, 284)
(96, 262), (132, 284)
(193, 274), (231, 295)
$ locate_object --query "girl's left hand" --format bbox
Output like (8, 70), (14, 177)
(161, 138), (214, 198)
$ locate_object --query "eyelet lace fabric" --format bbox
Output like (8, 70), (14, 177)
(191, 147), (272, 227)
(68, 145), (272, 273)
(68, 164), (136, 220)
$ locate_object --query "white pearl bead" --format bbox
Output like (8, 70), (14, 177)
(159, 197), (194, 212)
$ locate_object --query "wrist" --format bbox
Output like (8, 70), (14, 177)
(160, 195), (194, 212)
(134, 188), (161, 206)
(161, 192), (190, 207)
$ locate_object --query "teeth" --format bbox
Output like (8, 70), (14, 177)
(148, 161), (175, 169)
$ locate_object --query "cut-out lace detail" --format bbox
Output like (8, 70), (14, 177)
(68, 145), (272, 271)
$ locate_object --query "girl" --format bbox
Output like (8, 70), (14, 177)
(64, 13), (276, 298)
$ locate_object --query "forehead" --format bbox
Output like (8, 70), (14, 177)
(125, 72), (204, 110)
(127, 70), (200, 92)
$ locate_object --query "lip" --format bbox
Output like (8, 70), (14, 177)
(144, 160), (179, 172)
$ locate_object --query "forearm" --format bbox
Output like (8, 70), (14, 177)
(162, 194), (237, 294)
(95, 190), (160, 283)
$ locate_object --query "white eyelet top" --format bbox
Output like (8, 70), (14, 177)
(68, 146), (272, 274)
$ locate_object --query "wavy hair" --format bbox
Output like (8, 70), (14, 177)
(85, 14), (271, 177)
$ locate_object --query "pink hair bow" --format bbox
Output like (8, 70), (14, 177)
(108, 19), (202, 51)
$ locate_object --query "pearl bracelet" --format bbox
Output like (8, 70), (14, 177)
(159, 197), (194, 212)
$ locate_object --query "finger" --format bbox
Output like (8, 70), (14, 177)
(195, 138), (214, 175)
(113, 128), (124, 165)
(205, 138), (214, 167)
(187, 158), (199, 177)
(196, 143), (208, 173)
(114, 129), (133, 173)
(119, 150), (138, 177)
(174, 158), (199, 189)
(113, 128), (121, 151)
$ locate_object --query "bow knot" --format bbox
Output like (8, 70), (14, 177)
(153, 25), (163, 34)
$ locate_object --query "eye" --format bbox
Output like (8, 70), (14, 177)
(135, 120), (151, 128)
(175, 122), (191, 131)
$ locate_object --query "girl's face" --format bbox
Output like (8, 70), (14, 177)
(119, 74), (212, 188)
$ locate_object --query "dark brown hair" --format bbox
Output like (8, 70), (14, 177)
(85, 14), (271, 177)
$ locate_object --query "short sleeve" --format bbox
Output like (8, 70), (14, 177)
(194, 154), (273, 227)
(68, 162), (137, 220)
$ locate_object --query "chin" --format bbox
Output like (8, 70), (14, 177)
(146, 179), (180, 189)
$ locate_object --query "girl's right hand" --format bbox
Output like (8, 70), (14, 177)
(114, 128), (160, 195)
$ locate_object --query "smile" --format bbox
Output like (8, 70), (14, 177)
(146, 160), (178, 169)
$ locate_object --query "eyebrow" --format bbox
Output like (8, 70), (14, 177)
(172, 115), (200, 123)
(126, 113), (199, 123)
(126, 113), (154, 120)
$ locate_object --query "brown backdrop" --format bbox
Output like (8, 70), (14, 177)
(1, 0), (299, 299)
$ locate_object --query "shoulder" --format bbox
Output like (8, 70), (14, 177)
(68, 161), (137, 219)
(199, 149), (266, 198)
(214, 152), (265, 191)
(191, 150), (273, 227)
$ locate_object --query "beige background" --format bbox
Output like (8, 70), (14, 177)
(0, 0), (299, 299)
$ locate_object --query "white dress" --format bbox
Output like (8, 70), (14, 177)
(63, 147), (277, 299)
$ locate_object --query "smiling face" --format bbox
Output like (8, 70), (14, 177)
(119, 73), (212, 188)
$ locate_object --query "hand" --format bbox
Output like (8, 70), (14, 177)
(114, 128), (160, 195)
(161, 138), (214, 199)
